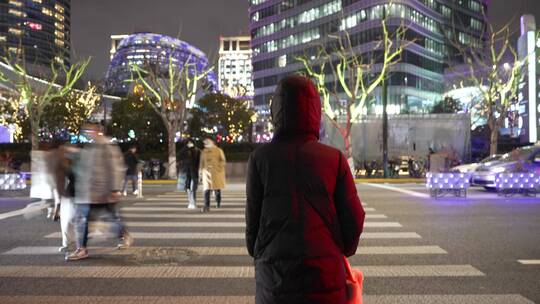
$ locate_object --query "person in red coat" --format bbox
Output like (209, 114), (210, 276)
(245, 75), (366, 304)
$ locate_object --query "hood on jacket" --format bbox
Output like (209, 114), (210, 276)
(271, 75), (321, 141)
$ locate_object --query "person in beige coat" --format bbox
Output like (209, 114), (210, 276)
(199, 138), (226, 212)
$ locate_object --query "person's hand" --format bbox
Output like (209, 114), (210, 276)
(109, 191), (122, 202)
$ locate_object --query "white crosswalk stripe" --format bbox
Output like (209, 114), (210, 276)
(0, 295), (534, 304)
(0, 265), (484, 278)
(3, 245), (447, 256)
(44, 231), (422, 239)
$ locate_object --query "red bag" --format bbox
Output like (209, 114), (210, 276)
(344, 256), (363, 304)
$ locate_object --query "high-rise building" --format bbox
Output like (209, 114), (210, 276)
(218, 36), (254, 100)
(517, 15), (540, 144)
(249, 0), (488, 117)
(0, 0), (71, 66)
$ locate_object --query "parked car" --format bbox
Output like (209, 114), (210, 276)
(452, 154), (502, 174)
(472, 145), (540, 190)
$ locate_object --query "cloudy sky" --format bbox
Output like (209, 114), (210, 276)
(71, 0), (540, 79)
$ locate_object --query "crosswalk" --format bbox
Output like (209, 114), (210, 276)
(1, 187), (535, 303)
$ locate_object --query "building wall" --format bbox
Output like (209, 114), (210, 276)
(248, 0), (487, 119)
(218, 36), (254, 99)
(321, 113), (472, 163)
(0, 0), (70, 66)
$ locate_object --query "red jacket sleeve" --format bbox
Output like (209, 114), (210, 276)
(334, 152), (365, 257)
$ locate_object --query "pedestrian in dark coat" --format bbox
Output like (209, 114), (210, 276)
(179, 140), (201, 208)
(245, 75), (366, 304)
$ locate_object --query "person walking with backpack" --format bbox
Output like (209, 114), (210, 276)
(199, 138), (226, 212)
(245, 76), (366, 304)
(66, 123), (133, 261)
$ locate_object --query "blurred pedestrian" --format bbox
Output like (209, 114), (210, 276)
(122, 145), (140, 196)
(66, 123), (132, 261)
(53, 144), (78, 253)
(199, 138), (226, 212)
(245, 76), (366, 304)
(179, 139), (201, 209)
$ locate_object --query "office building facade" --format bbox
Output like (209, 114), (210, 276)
(249, 0), (488, 119)
(0, 0), (70, 66)
(218, 36), (254, 100)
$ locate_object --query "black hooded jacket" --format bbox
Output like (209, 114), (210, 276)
(245, 76), (365, 304)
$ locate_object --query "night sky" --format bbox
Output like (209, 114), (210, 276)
(71, 0), (540, 80)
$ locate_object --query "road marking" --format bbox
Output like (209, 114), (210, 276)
(0, 296), (253, 304)
(0, 265), (482, 278)
(120, 221), (398, 228)
(125, 221), (246, 227)
(363, 295), (535, 304)
(0, 295), (532, 304)
(3, 246), (249, 256)
(0, 264), (481, 278)
(136, 202), (246, 206)
(357, 245), (446, 255)
(45, 231), (421, 240)
(123, 206), (375, 213)
(122, 213), (245, 219)
(121, 213), (386, 219)
(518, 260), (540, 265)
(363, 222), (402, 228)
(3, 245), (445, 256)
(122, 207), (245, 212)
(0, 201), (46, 221)
(364, 183), (429, 198)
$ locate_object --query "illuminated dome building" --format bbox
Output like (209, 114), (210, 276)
(105, 33), (217, 96)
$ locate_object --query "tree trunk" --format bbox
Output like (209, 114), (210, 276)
(167, 130), (177, 180)
(488, 114), (498, 155)
(30, 117), (39, 151)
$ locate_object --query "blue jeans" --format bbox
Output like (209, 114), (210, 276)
(122, 174), (138, 193)
(73, 203), (126, 249)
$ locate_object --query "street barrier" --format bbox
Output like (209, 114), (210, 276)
(495, 173), (540, 197)
(426, 172), (471, 198)
(0, 173), (27, 190)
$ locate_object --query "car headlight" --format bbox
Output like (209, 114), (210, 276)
(490, 167), (506, 173)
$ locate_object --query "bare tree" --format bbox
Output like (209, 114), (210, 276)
(130, 55), (214, 179)
(0, 53), (90, 149)
(297, 14), (409, 158)
(447, 16), (524, 154)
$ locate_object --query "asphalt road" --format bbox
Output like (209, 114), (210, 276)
(0, 183), (538, 303)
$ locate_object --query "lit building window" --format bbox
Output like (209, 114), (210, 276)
(55, 30), (65, 39)
(55, 13), (65, 21)
(8, 8), (26, 17)
(8, 46), (20, 54)
(55, 56), (63, 64)
(55, 39), (65, 47)
(8, 28), (23, 36)
(55, 3), (64, 13)
(9, 0), (23, 7)
(42, 7), (53, 16)
(32, 0), (42, 3)
(0, 36), (6, 42)
(55, 22), (64, 29)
